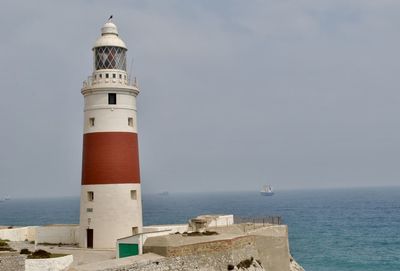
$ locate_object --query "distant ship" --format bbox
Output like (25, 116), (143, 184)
(158, 191), (169, 196)
(260, 185), (274, 196)
(0, 196), (11, 202)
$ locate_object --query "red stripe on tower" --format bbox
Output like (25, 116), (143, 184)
(81, 132), (141, 185)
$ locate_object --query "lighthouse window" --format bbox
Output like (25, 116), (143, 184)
(94, 46), (127, 70)
(105, 73), (109, 79)
(112, 73), (116, 78)
(130, 190), (137, 200)
(119, 74), (122, 79)
(89, 118), (95, 127)
(86, 208), (93, 213)
(128, 117), (133, 127)
(108, 93), (117, 105)
(87, 191), (94, 201)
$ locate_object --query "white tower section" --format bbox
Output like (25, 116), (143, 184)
(79, 20), (143, 249)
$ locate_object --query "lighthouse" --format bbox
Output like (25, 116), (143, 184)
(79, 19), (143, 249)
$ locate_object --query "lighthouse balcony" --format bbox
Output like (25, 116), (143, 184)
(83, 73), (138, 89)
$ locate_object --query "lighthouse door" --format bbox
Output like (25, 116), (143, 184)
(87, 229), (93, 248)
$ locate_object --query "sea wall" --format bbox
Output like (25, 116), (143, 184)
(26, 255), (73, 271)
(144, 235), (256, 258)
(0, 252), (26, 271)
(250, 225), (291, 271)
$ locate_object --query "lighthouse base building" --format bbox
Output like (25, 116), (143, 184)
(78, 20), (143, 249)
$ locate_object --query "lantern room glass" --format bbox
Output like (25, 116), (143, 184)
(94, 46), (127, 70)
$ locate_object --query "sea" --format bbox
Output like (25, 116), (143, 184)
(0, 187), (399, 271)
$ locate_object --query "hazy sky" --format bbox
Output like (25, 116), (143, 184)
(1, 0), (400, 198)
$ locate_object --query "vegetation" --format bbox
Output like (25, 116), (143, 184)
(27, 249), (67, 259)
(0, 240), (8, 247)
(20, 248), (32, 254)
(228, 257), (263, 270)
(27, 249), (51, 259)
(236, 257), (254, 269)
(0, 239), (15, 252)
(184, 231), (219, 236)
(202, 231), (218, 236)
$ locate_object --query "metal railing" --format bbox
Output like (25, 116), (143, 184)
(234, 216), (283, 226)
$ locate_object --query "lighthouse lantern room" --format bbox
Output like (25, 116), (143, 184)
(79, 19), (143, 249)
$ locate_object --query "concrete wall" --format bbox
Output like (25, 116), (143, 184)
(143, 225), (188, 234)
(25, 255), (73, 271)
(187, 215), (234, 231)
(0, 227), (36, 242)
(26, 228), (37, 242)
(144, 235), (256, 258)
(0, 252), (25, 271)
(0, 225), (79, 244)
(143, 224), (292, 271)
(249, 225), (291, 271)
(36, 225), (79, 245)
(196, 215), (234, 228)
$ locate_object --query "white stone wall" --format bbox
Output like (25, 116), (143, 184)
(25, 255), (73, 271)
(36, 225), (79, 244)
(208, 215), (234, 227)
(143, 225), (188, 234)
(0, 227), (36, 242)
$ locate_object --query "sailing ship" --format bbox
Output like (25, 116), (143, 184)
(260, 185), (274, 196)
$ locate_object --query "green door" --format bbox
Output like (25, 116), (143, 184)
(119, 243), (139, 258)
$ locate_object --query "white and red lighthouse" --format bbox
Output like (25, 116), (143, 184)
(79, 20), (143, 249)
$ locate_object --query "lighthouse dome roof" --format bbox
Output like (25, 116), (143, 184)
(93, 20), (127, 49)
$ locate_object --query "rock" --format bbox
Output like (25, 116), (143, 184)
(233, 258), (265, 270)
(289, 256), (305, 271)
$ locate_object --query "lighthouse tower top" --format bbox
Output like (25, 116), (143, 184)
(82, 19), (139, 93)
(93, 20), (127, 50)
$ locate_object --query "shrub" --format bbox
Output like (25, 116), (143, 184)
(236, 257), (254, 269)
(202, 231), (218, 236)
(20, 248), (32, 255)
(0, 240), (8, 247)
(187, 232), (202, 236)
(28, 249), (51, 259)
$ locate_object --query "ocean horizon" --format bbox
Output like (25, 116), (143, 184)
(0, 186), (399, 271)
